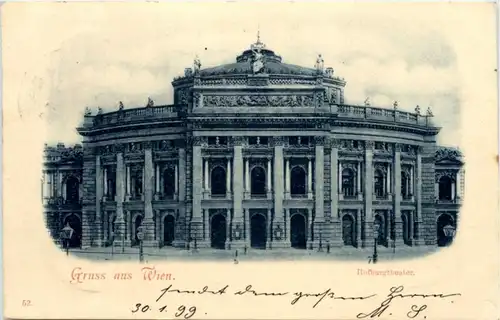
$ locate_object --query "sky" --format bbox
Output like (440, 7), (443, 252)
(5, 2), (481, 147)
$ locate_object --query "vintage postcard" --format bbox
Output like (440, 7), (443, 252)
(2, 2), (499, 320)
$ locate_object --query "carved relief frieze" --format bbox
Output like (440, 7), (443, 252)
(339, 139), (363, 152)
(127, 142), (143, 154)
(435, 147), (463, 163)
(341, 162), (358, 173)
(435, 170), (457, 182)
(202, 94), (314, 107)
(193, 92), (202, 108)
(373, 163), (388, 174)
(365, 140), (375, 151)
(268, 78), (316, 86)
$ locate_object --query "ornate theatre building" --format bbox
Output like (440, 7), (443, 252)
(42, 38), (464, 250)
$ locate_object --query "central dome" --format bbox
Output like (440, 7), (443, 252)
(199, 40), (317, 77)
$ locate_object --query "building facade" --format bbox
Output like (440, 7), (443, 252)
(43, 39), (464, 250)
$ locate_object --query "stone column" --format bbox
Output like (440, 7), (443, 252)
(330, 141), (342, 247)
(95, 155), (103, 246)
(451, 181), (456, 200)
(387, 165), (391, 195)
(126, 165), (131, 200)
(273, 139), (287, 247)
(244, 209), (250, 246)
(364, 141), (374, 247)
(285, 158), (291, 198)
(154, 164), (160, 199)
(356, 209), (362, 248)
(410, 166), (414, 196)
(285, 209), (290, 242)
(307, 157), (313, 199)
(225, 209), (231, 249)
(393, 144), (403, 246)
(143, 145), (158, 246)
(103, 168), (108, 198)
(244, 158), (250, 198)
(357, 161), (361, 197)
(113, 149), (127, 247)
(204, 209), (210, 241)
(266, 209), (272, 249)
(226, 158), (231, 198)
(173, 148), (186, 248)
(232, 141), (245, 248)
(175, 163), (179, 199)
(204, 158), (209, 191)
(408, 210), (414, 245)
(413, 147), (422, 245)
(267, 157), (272, 198)
(192, 142), (204, 245)
(313, 144), (324, 249)
(456, 170), (461, 200)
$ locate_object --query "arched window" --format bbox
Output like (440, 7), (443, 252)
(163, 167), (176, 198)
(342, 169), (355, 197)
(439, 176), (453, 200)
(374, 169), (385, 198)
(291, 166), (306, 196)
(211, 166), (226, 196)
(401, 172), (409, 198)
(251, 166), (266, 195)
(66, 176), (79, 203)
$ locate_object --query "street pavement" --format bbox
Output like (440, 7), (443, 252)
(67, 245), (440, 262)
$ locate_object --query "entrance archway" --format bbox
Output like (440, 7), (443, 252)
(133, 215), (144, 246)
(251, 166), (266, 195)
(210, 214), (226, 249)
(342, 214), (355, 247)
(63, 214), (82, 248)
(437, 214), (454, 247)
(251, 213), (267, 249)
(291, 166), (306, 196)
(163, 215), (175, 246)
(290, 213), (307, 249)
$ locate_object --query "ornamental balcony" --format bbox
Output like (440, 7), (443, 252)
(436, 197), (462, 205)
(339, 191), (363, 201)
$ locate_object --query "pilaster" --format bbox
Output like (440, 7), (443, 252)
(330, 140), (342, 247)
(393, 144), (404, 246)
(95, 155), (103, 246)
(143, 145), (158, 247)
(231, 142), (245, 248)
(113, 147), (126, 247)
(363, 141), (374, 247)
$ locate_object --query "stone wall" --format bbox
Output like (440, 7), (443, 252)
(421, 142), (437, 245)
(81, 146), (97, 248)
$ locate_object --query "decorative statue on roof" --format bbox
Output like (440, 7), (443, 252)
(364, 97), (371, 107)
(315, 54), (324, 74)
(146, 97), (154, 108)
(97, 107), (103, 115)
(84, 107), (92, 116)
(118, 101), (124, 110)
(250, 31), (266, 74)
(193, 55), (201, 74)
(393, 101), (398, 110)
(415, 105), (421, 115)
(426, 106), (433, 117)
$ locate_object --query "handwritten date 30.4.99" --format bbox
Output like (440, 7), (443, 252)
(131, 303), (197, 318)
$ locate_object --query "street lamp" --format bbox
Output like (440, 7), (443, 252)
(60, 223), (74, 256)
(442, 224), (456, 246)
(373, 224), (380, 264)
(137, 226), (144, 263)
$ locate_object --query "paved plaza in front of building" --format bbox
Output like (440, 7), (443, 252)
(67, 245), (440, 262)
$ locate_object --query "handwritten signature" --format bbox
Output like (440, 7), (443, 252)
(132, 284), (460, 318)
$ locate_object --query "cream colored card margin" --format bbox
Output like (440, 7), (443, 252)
(2, 2), (498, 319)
